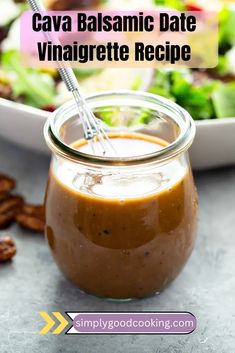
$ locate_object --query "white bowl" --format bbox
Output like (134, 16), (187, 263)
(0, 97), (234, 170)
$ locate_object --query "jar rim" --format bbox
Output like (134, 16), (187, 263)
(44, 90), (196, 167)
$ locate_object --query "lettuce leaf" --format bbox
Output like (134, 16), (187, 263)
(219, 6), (235, 54)
(73, 68), (103, 79)
(212, 82), (235, 118)
(170, 71), (220, 120)
(148, 69), (174, 99)
(148, 69), (220, 120)
(2, 50), (56, 108)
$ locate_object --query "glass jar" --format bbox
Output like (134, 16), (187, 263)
(44, 91), (198, 300)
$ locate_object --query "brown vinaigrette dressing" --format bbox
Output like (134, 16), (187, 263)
(45, 132), (198, 299)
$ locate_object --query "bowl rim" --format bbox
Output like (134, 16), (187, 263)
(1, 96), (235, 125)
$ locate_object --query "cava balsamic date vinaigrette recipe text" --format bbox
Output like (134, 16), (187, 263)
(33, 12), (196, 64)
(32, 12), (197, 33)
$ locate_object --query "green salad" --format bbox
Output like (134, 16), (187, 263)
(0, 0), (235, 120)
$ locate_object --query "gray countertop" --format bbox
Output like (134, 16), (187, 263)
(0, 136), (235, 353)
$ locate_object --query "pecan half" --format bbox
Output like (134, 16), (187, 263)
(0, 236), (16, 262)
(0, 191), (9, 202)
(0, 211), (18, 229)
(22, 204), (45, 221)
(0, 173), (45, 233)
(15, 204), (45, 233)
(0, 175), (16, 193)
(0, 196), (24, 229)
(0, 195), (24, 214)
(15, 214), (45, 233)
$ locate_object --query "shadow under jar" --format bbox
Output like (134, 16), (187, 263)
(44, 91), (198, 300)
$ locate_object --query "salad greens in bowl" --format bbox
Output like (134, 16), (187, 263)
(0, 0), (235, 169)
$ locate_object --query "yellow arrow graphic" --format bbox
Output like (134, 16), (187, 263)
(52, 312), (69, 334)
(39, 312), (55, 334)
(39, 312), (69, 334)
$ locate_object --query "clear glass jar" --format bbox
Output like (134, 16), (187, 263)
(44, 91), (198, 300)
